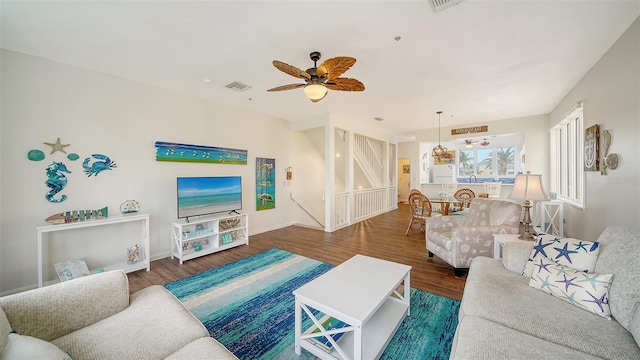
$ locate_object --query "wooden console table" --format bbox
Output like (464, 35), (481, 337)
(36, 213), (150, 287)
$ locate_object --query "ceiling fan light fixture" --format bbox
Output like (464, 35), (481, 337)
(465, 143), (473, 149)
(304, 83), (328, 101)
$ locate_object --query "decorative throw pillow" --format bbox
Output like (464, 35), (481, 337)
(522, 234), (600, 277)
(528, 257), (613, 319)
(3, 332), (72, 360)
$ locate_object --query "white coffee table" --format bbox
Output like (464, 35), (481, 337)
(293, 254), (411, 360)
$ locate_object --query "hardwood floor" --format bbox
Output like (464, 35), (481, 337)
(127, 203), (467, 300)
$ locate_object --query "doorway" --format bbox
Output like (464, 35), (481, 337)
(398, 158), (411, 203)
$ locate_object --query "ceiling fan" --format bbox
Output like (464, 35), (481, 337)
(267, 51), (365, 103)
(463, 139), (478, 148)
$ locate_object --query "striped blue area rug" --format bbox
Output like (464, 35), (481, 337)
(164, 248), (460, 360)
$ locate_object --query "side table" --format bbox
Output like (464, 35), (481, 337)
(493, 234), (533, 260)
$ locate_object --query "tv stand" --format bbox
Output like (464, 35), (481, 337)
(228, 210), (241, 216)
(171, 213), (248, 264)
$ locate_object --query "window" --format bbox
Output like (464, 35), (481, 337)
(550, 102), (584, 208)
(458, 146), (517, 180)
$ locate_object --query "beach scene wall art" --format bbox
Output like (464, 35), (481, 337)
(155, 141), (247, 165)
(256, 157), (275, 211)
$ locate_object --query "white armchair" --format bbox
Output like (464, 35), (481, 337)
(426, 198), (522, 277)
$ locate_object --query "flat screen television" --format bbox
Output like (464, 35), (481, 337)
(177, 176), (242, 220)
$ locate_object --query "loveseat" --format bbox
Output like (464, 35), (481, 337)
(0, 270), (238, 359)
(426, 198), (522, 276)
(450, 226), (640, 359)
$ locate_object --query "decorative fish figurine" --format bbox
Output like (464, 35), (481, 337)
(45, 206), (108, 225)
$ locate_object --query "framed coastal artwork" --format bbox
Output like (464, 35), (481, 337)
(584, 124), (599, 171)
(434, 150), (456, 165)
(256, 157), (275, 211)
(154, 141), (247, 165)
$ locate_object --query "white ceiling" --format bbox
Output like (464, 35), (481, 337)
(2, 1), (638, 137)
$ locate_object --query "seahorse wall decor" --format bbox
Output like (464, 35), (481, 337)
(45, 161), (71, 203)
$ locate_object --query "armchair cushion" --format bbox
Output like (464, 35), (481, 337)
(466, 198), (522, 227)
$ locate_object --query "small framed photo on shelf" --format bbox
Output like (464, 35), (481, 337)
(221, 232), (233, 245)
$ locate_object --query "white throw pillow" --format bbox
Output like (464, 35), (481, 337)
(528, 257), (613, 319)
(3, 332), (72, 360)
(523, 234), (600, 277)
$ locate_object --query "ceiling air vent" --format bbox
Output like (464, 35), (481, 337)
(225, 81), (251, 92)
(430, 0), (463, 13)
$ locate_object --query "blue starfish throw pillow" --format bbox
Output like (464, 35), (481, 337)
(523, 234), (600, 277)
(528, 257), (613, 319)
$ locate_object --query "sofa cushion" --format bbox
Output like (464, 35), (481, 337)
(0, 306), (10, 351)
(461, 257), (640, 359)
(528, 257), (613, 319)
(523, 234), (599, 277)
(593, 226), (640, 344)
(0, 270), (130, 342)
(51, 285), (208, 360)
(451, 316), (602, 360)
(3, 332), (72, 360)
(164, 337), (238, 359)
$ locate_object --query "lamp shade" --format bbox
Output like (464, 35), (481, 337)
(508, 173), (549, 201)
(303, 84), (328, 101)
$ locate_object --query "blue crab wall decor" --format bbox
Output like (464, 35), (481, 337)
(83, 154), (117, 177)
(45, 161), (71, 203)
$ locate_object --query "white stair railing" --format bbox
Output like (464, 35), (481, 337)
(353, 134), (383, 187)
(352, 188), (387, 222)
(334, 192), (348, 229)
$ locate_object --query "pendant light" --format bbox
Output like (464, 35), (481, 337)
(432, 111), (447, 160)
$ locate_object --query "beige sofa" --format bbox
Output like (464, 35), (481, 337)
(450, 226), (640, 359)
(426, 197), (522, 276)
(0, 270), (237, 360)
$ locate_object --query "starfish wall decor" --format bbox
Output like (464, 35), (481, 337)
(44, 138), (70, 154)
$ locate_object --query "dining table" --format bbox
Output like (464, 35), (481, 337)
(429, 198), (460, 216)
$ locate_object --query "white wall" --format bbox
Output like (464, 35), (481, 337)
(0, 50), (316, 293)
(549, 17), (640, 239)
(398, 141), (419, 192)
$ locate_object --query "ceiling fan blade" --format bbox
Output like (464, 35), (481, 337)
(272, 60), (311, 80)
(267, 83), (306, 92)
(325, 78), (365, 92)
(317, 57), (356, 81)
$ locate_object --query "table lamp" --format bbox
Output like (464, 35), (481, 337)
(508, 172), (549, 239)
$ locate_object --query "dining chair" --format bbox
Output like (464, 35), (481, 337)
(405, 192), (435, 235)
(441, 183), (458, 196)
(483, 182), (502, 198)
(452, 188), (476, 212)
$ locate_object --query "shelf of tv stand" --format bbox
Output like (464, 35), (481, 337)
(170, 213), (248, 264)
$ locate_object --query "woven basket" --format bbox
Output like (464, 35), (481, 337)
(219, 218), (240, 230)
